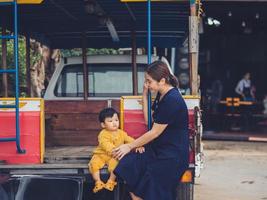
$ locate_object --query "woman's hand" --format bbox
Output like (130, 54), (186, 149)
(143, 81), (149, 96)
(112, 144), (132, 160)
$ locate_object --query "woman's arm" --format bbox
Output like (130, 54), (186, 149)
(130, 123), (167, 148)
(112, 123), (168, 160)
(142, 82), (149, 125)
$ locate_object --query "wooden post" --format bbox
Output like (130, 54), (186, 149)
(25, 34), (31, 97)
(1, 25), (8, 97)
(131, 29), (138, 95)
(82, 32), (88, 100)
(189, 2), (199, 96)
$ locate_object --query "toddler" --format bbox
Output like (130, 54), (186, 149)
(88, 108), (144, 193)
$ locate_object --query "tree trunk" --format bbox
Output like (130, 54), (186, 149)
(30, 40), (61, 97)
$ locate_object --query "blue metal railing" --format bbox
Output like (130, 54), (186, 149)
(0, 1), (15, 6)
(0, 0), (26, 154)
(0, 69), (16, 73)
(0, 35), (15, 39)
(147, 0), (152, 130)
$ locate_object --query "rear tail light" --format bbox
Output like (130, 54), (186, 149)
(180, 170), (192, 183)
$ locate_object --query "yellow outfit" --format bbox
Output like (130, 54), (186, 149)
(88, 129), (134, 173)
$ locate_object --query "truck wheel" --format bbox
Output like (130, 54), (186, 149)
(176, 183), (194, 200)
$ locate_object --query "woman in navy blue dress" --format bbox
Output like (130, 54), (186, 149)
(113, 61), (189, 200)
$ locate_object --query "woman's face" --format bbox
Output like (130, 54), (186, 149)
(145, 73), (161, 94)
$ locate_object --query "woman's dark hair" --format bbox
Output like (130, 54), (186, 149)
(146, 61), (178, 87)
(98, 108), (119, 123)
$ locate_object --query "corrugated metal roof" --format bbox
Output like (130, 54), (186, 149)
(0, 0), (190, 48)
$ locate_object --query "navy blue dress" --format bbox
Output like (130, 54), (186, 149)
(114, 88), (189, 200)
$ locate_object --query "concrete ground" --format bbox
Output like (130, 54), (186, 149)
(195, 141), (267, 200)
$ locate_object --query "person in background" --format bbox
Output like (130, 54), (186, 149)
(235, 72), (255, 101)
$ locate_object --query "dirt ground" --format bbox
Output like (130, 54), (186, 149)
(195, 141), (267, 200)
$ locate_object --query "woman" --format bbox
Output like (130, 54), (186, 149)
(113, 61), (189, 200)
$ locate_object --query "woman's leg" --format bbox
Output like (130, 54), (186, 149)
(130, 192), (143, 200)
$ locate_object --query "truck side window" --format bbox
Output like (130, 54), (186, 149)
(54, 64), (146, 97)
(54, 65), (84, 97)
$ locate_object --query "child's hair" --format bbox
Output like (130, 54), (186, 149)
(98, 108), (119, 123)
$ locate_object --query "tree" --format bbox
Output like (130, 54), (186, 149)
(0, 35), (61, 97)
(0, 36), (27, 97)
(1, 33), (117, 97)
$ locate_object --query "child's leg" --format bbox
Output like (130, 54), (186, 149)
(108, 171), (116, 182)
(107, 157), (119, 181)
(130, 192), (143, 200)
(104, 158), (118, 191)
(88, 155), (106, 178)
(88, 155), (106, 193)
(91, 170), (101, 182)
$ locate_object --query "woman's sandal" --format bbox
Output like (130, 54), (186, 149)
(104, 180), (117, 191)
(93, 181), (105, 193)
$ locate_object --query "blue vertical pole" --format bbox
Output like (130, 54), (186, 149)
(147, 0), (152, 130)
(14, 0), (25, 153)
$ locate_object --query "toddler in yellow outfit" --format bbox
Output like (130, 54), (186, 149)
(88, 108), (144, 193)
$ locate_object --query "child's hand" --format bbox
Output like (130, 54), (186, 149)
(135, 147), (145, 154)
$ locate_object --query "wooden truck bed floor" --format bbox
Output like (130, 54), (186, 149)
(0, 146), (97, 175)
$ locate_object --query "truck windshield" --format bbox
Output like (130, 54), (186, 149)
(54, 63), (146, 97)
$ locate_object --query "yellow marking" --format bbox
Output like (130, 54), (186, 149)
(0, 0), (43, 4)
(40, 98), (45, 163)
(120, 0), (183, 2)
(220, 98), (253, 106)
(0, 102), (27, 110)
(183, 95), (200, 99)
(120, 97), (124, 131)
(0, 98), (43, 101)
(121, 96), (142, 99)
(121, 95), (200, 100)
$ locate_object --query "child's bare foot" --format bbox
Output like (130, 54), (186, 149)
(104, 180), (117, 191)
(93, 180), (105, 193)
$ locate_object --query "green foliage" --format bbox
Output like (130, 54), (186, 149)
(1, 33), (119, 96)
(61, 48), (119, 57)
(0, 35), (28, 96)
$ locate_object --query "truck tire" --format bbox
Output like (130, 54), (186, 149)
(176, 183), (194, 200)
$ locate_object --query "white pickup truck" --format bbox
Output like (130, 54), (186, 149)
(44, 54), (170, 100)
(0, 54), (203, 200)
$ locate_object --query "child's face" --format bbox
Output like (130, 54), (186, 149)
(101, 113), (119, 132)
